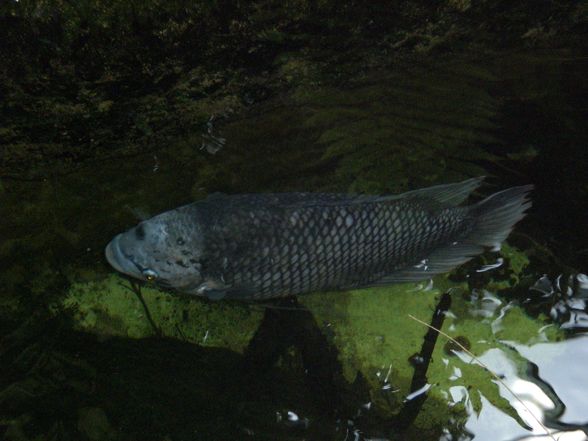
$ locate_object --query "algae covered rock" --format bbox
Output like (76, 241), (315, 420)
(301, 244), (563, 436)
(59, 237), (561, 437)
(301, 284), (443, 411)
(62, 275), (263, 353)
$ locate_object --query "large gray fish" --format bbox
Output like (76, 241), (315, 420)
(105, 178), (532, 300)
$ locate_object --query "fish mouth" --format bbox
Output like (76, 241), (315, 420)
(105, 234), (142, 279)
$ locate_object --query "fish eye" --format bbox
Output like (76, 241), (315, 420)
(142, 268), (159, 281)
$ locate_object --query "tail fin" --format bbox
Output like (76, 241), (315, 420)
(468, 185), (533, 251)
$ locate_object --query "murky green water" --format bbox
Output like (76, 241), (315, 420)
(1, 51), (587, 441)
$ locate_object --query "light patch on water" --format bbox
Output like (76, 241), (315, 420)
(404, 383), (431, 402)
(533, 273), (588, 330)
(449, 366), (462, 381)
(476, 257), (504, 272)
(452, 343), (588, 440)
(512, 335), (588, 426)
(530, 275), (555, 296)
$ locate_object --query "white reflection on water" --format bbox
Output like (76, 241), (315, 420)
(513, 336), (588, 426)
(439, 273), (588, 440)
(532, 274), (588, 330)
(451, 336), (588, 441)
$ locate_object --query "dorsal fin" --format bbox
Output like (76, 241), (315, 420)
(198, 178), (485, 210)
(397, 177), (484, 206)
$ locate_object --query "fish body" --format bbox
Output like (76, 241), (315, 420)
(105, 178), (532, 300)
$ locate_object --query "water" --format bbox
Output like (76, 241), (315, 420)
(1, 51), (587, 441)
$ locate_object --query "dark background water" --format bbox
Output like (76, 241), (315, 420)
(1, 1), (587, 440)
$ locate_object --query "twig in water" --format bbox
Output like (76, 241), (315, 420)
(408, 314), (557, 441)
(119, 280), (162, 336)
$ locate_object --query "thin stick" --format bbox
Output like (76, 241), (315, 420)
(408, 314), (557, 441)
(119, 280), (162, 336)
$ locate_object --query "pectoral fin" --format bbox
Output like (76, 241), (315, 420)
(196, 280), (257, 301)
(204, 288), (228, 301)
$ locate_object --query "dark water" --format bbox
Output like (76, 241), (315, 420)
(1, 52), (587, 441)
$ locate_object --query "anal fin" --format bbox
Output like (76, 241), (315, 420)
(370, 242), (484, 285)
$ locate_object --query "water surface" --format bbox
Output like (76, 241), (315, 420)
(1, 51), (587, 441)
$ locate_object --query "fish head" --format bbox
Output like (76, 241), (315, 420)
(105, 207), (204, 292)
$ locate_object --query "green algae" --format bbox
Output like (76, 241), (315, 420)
(62, 275), (263, 353)
(301, 284), (447, 425)
(481, 243), (532, 291)
(493, 307), (561, 344)
(300, 244), (563, 431)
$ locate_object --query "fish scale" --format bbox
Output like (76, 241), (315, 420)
(105, 178), (532, 300)
(197, 197), (469, 299)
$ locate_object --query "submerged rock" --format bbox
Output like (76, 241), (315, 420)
(300, 244), (563, 437)
(62, 275), (263, 353)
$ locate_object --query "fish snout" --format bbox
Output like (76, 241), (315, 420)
(105, 234), (140, 278)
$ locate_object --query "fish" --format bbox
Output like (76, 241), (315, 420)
(105, 177), (532, 300)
